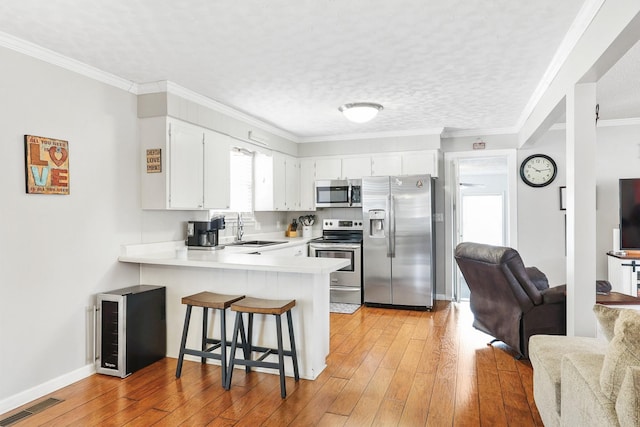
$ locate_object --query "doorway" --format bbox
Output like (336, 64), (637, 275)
(444, 150), (517, 302)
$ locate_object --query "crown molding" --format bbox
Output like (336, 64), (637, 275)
(549, 117), (640, 131)
(299, 127), (445, 143)
(515, 0), (606, 130)
(597, 117), (640, 127)
(0, 31), (136, 93)
(441, 126), (519, 139)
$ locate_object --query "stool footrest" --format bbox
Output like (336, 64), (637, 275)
(232, 358), (281, 371)
(183, 348), (222, 360)
(246, 345), (296, 361)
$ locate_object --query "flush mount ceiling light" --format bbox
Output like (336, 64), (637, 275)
(338, 102), (384, 123)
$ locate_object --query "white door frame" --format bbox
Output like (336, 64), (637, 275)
(444, 149), (519, 301)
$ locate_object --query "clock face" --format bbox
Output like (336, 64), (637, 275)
(520, 154), (557, 187)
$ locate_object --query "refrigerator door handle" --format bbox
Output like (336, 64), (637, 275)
(390, 195), (396, 258)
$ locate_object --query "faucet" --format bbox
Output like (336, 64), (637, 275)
(236, 212), (244, 241)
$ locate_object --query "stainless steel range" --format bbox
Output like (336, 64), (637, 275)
(309, 219), (363, 304)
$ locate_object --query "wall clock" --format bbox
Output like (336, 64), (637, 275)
(520, 154), (557, 187)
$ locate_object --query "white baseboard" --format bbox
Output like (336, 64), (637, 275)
(0, 363), (95, 415)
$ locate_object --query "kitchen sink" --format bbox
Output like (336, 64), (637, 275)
(225, 240), (287, 247)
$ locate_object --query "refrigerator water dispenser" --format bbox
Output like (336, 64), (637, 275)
(368, 209), (386, 238)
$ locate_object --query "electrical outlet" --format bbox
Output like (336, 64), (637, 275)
(433, 213), (444, 222)
(276, 220), (281, 229)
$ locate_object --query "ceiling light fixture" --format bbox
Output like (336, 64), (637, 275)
(339, 102), (384, 123)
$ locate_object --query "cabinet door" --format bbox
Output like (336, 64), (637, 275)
(342, 157), (371, 179)
(315, 158), (342, 180)
(254, 152), (275, 211)
(169, 120), (204, 209)
(203, 130), (231, 209)
(272, 152), (287, 210)
(402, 151), (438, 177)
(607, 256), (639, 296)
(371, 155), (401, 176)
(285, 156), (300, 210)
(299, 158), (316, 211)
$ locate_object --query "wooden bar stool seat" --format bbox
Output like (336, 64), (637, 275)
(224, 297), (300, 398)
(176, 291), (245, 387)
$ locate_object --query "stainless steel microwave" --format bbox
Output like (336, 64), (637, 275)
(315, 179), (361, 208)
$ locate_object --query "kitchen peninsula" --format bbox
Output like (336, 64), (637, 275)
(118, 241), (349, 380)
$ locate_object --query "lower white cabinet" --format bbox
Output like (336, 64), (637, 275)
(607, 253), (640, 297)
(265, 244), (307, 257)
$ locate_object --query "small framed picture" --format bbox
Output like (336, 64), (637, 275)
(559, 186), (566, 211)
(24, 135), (70, 195)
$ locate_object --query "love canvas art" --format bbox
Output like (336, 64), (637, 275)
(24, 135), (70, 195)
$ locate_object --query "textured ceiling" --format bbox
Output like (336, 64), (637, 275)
(1, 0), (630, 140)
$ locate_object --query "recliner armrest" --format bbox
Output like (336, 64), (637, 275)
(541, 285), (566, 305)
(526, 266), (549, 290)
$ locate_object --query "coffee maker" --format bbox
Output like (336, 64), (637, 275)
(186, 216), (225, 250)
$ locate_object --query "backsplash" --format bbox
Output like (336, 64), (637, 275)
(140, 207), (364, 244)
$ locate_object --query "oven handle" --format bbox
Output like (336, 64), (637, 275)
(309, 244), (362, 251)
(330, 286), (360, 292)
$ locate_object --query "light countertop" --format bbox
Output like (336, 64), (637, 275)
(118, 238), (349, 275)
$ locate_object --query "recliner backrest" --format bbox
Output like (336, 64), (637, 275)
(455, 242), (545, 307)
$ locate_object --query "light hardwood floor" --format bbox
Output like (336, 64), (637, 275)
(1, 301), (543, 426)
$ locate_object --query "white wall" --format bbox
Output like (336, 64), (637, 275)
(595, 123), (640, 275)
(0, 47), (143, 409)
(512, 122), (640, 287)
(516, 133), (567, 285)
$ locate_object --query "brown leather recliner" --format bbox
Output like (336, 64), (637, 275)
(454, 242), (566, 358)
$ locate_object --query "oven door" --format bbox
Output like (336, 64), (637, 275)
(309, 242), (362, 304)
(315, 180), (351, 208)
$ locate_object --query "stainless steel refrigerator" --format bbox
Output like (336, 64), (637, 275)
(362, 175), (434, 309)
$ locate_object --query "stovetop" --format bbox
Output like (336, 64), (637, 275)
(311, 219), (363, 244)
(311, 234), (363, 244)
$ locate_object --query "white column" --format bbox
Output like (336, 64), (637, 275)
(565, 83), (597, 337)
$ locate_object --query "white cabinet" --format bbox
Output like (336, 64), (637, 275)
(315, 158), (342, 180)
(263, 243), (308, 257)
(203, 130), (231, 210)
(168, 120), (205, 208)
(402, 151), (438, 176)
(342, 157), (371, 179)
(140, 117), (231, 210)
(607, 254), (640, 296)
(254, 152), (300, 211)
(299, 158), (316, 211)
(371, 155), (402, 176)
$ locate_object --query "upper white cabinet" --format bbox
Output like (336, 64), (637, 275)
(314, 158), (342, 180)
(203, 129), (231, 210)
(168, 120), (205, 208)
(402, 151), (438, 176)
(140, 117), (231, 210)
(254, 152), (300, 211)
(371, 155), (402, 176)
(299, 158), (316, 211)
(342, 157), (371, 179)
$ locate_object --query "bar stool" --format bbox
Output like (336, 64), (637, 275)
(176, 291), (245, 387)
(224, 297), (300, 398)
